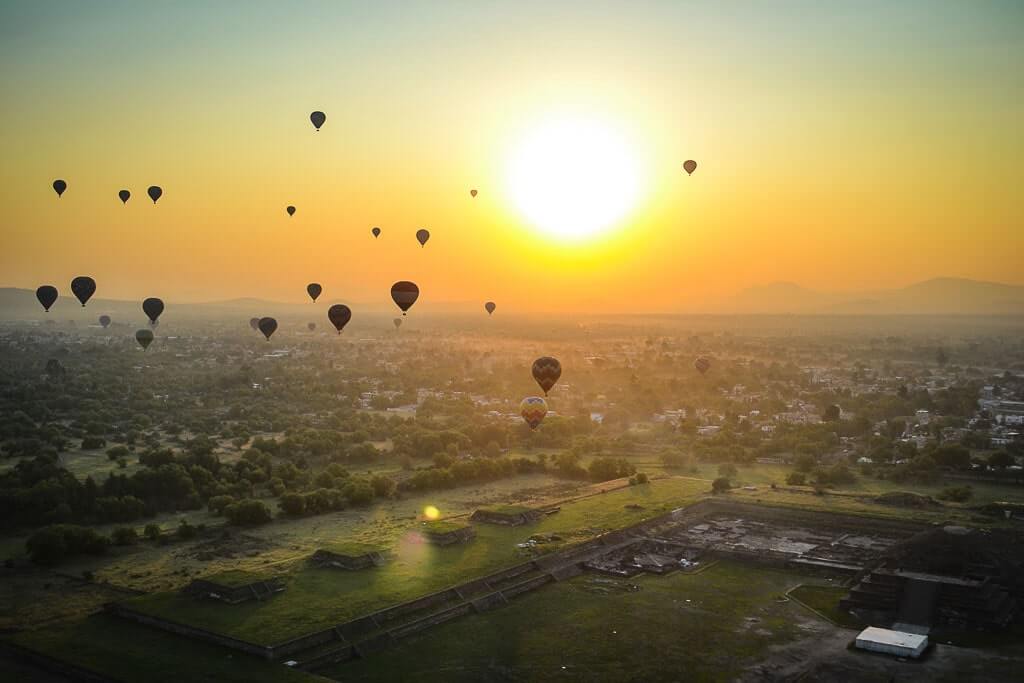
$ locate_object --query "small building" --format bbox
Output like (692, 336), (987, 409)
(421, 520), (476, 546)
(854, 627), (928, 658)
(470, 505), (543, 526)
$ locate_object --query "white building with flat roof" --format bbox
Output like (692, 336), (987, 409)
(854, 627), (928, 658)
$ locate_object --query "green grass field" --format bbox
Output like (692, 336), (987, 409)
(324, 560), (830, 682)
(120, 477), (709, 645)
(7, 613), (318, 683)
(787, 584), (863, 629)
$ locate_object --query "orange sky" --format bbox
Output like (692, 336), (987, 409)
(1, 2), (1021, 313)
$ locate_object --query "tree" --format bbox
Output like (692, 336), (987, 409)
(786, 472), (806, 486)
(711, 477), (731, 494)
(989, 451), (1015, 469)
(279, 492), (306, 517)
(143, 524), (161, 541)
(937, 485), (973, 503)
(718, 463), (738, 480)
(629, 472), (649, 485)
(224, 500), (272, 525)
(111, 527), (138, 545)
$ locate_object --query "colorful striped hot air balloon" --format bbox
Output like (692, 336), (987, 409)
(520, 397), (548, 430)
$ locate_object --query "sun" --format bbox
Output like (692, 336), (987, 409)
(505, 116), (643, 241)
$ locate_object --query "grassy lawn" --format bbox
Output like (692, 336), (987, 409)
(120, 477), (709, 645)
(7, 613), (318, 683)
(325, 560), (829, 682)
(787, 584), (863, 629)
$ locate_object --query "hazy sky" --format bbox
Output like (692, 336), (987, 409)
(1, 1), (1021, 312)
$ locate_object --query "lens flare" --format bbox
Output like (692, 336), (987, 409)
(423, 505), (440, 520)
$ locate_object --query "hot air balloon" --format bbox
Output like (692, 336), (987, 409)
(308, 322), (316, 331)
(142, 298), (164, 325)
(136, 329), (154, 350)
(52, 180), (67, 198)
(520, 397), (548, 430)
(36, 286), (58, 312)
(286, 205), (296, 216)
(485, 301), (496, 315)
(371, 227), (381, 238)
(258, 317), (277, 341)
(531, 356), (561, 395)
(470, 189), (478, 198)
(683, 160), (697, 175)
(99, 315), (111, 328)
(393, 318), (402, 329)
(147, 186), (162, 203)
(694, 356), (711, 375)
(391, 281), (419, 315)
(249, 317), (260, 331)
(307, 283), (322, 302)
(327, 304), (352, 334)
(310, 111), (326, 131)
(415, 229), (430, 247)
(70, 277), (96, 307)
(118, 190), (131, 204)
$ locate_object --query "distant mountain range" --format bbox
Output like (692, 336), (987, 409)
(725, 278), (1024, 315)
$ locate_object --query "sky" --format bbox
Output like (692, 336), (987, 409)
(1, 0), (1022, 313)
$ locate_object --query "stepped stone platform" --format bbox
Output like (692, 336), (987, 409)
(470, 505), (544, 526)
(182, 571), (285, 605)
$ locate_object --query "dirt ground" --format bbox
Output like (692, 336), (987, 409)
(738, 619), (1024, 683)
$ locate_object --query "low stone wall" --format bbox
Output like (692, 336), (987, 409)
(104, 602), (274, 660)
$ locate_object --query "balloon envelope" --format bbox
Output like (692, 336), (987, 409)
(249, 317), (260, 331)
(135, 329), (154, 350)
(99, 315), (111, 328)
(286, 205), (295, 216)
(258, 317), (278, 340)
(307, 283), (322, 302)
(532, 356), (562, 395)
(683, 160), (697, 175)
(52, 180), (67, 197)
(415, 229), (430, 247)
(308, 322), (316, 331)
(520, 397), (548, 430)
(327, 304), (352, 333)
(391, 281), (419, 314)
(70, 276), (96, 307)
(119, 190), (130, 204)
(36, 286), (58, 312)
(147, 186), (162, 203)
(470, 189), (477, 197)
(310, 111), (326, 130)
(393, 318), (402, 329)
(372, 227), (381, 238)
(485, 301), (496, 315)
(694, 356), (711, 375)
(142, 297), (164, 324)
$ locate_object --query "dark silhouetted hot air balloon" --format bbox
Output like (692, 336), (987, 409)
(119, 190), (131, 204)
(52, 180), (67, 198)
(683, 160), (697, 175)
(147, 186), (162, 203)
(99, 315), (111, 328)
(249, 317), (260, 331)
(36, 286), (58, 312)
(70, 277), (96, 307)
(258, 317), (277, 341)
(470, 189), (477, 198)
(327, 304), (352, 334)
(391, 281), (419, 315)
(307, 283), (322, 302)
(310, 111), (326, 131)
(532, 356), (561, 395)
(393, 318), (402, 329)
(142, 298), (164, 325)
(520, 397), (548, 430)
(415, 229), (430, 247)
(694, 356), (711, 375)
(286, 205), (296, 216)
(308, 322), (316, 331)
(372, 227), (381, 238)
(136, 329), (154, 350)
(485, 301), (496, 315)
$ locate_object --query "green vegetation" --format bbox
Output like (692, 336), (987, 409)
(787, 584), (863, 629)
(8, 613), (318, 683)
(326, 561), (830, 682)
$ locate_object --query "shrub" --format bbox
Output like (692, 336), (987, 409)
(224, 499), (272, 525)
(143, 524), (161, 541)
(111, 527), (138, 546)
(176, 520), (197, 540)
(786, 472), (806, 486)
(937, 485), (973, 503)
(711, 477), (731, 494)
(26, 525), (109, 566)
(630, 472), (649, 485)
(208, 495), (236, 515)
